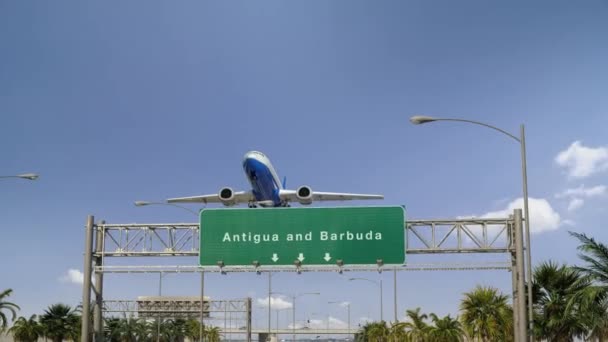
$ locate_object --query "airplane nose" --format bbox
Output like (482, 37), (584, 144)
(243, 151), (257, 161)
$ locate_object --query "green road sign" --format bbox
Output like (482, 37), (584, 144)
(199, 206), (406, 266)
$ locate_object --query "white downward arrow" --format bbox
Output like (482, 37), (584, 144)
(271, 253), (279, 262)
(324, 253), (331, 262)
(297, 253), (305, 262)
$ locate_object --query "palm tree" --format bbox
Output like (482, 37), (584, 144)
(366, 321), (389, 342)
(388, 321), (409, 342)
(205, 326), (220, 342)
(570, 232), (608, 285)
(39, 303), (81, 342)
(533, 261), (591, 341)
(0, 289), (20, 330)
(9, 315), (44, 342)
(185, 319), (202, 342)
(459, 285), (512, 341)
(121, 316), (145, 342)
(356, 322), (374, 342)
(356, 321), (388, 342)
(569, 231), (608, 340)
(160, 319), (187, 342)
(427, 314), (464, 342)
(104, 317), (122, 342)
(402, 308), (429, 341)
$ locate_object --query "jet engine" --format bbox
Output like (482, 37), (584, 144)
(296, 186), (313, 205)
(218, 187), (236, 206)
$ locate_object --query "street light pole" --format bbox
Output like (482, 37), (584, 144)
(268, 272), (271, 342)
(349, 278), (383, 322)
(158, 272), (164, 342)
(272, 291), (320, 342)
(135, 201), (201, 341)
(0, 173), (39, 180)
(328, 301), (351, 336)
(410, 115), (533, 338)
(200, 271), (205, 342)
(134, 201), (200, 216)
(393, 268), (398, 323)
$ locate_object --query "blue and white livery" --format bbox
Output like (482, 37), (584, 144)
(167, 151), (384, 207)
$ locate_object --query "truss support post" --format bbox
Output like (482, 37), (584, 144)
(510, 216), (519, 342)
(514, 209), (527, 342)
(393, 267), (398, 323)
(82, 215), (95, 342)
(200, 270), (205, 342)
(246, 297), (252, 342)
(93, 220), (105, 342)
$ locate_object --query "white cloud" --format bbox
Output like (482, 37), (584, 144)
(562, 219), (576, 227)
(327, 316), (347, 329)
(481, 197), (560, 234)
(59, 269), (84, 285)
(555, 184), (605, 211)
(338, 301), (350, 308)
(256, 296), (293, 310)
(567, 198), (584, 212)
(556, 184), (607, 198)
(359, 316), (373, 324)
(555, 141), (608, 179)
(306, 319), (325, 329)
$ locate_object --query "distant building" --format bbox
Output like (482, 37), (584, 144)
(136, 296), (210, 319)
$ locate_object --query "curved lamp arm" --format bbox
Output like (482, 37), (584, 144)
(410, 116), (520, 143)
(0, 173), (39, 180)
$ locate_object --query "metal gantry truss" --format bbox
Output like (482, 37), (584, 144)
(83, 212), (528, 342)
(407, 218), (512, 254)
(95, 217), (514, 273)
(100, 223), (199, 257)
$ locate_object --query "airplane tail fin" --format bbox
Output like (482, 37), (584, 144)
(282, 176), (287, 189)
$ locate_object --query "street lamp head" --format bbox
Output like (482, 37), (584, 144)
(17, 173), (39, 180)
(409, 115), (437, 125)
(134, 201), (151, 207)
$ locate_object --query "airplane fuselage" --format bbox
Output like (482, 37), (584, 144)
(242, 151), (284, 207)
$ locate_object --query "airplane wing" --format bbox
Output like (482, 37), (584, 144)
(167, 190), (255, 204)
(279, 189), (383, 203)
(310, 191), (384, 201)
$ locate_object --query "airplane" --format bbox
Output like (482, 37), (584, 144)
(167, 151), (384, 208)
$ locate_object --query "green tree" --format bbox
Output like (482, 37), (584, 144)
(39, 304), (81, 342)
(570, 231), (608, 341)
(104, 317), (122, 342)
(533, 261), (590, 341)
(402, 308), (430, 341)
(459, 285), (512, 341)
(185, 319), (203, 342)
(8, 315), (44, 342)
(570, 232), (608, 285)
(0, 289), (20, 330)
(205, 326), (220, 342)
(122, 316), (146, 342)
(356, 321), (389, 342)
(388, 321), (409, 342)
(367, 321), (390, 342)
(356, 322), (374, 342)
(426, 314), (464, 342)
(160, 319), (187, 342)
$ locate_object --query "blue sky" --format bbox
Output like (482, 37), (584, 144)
(1, 0), (608, 335)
